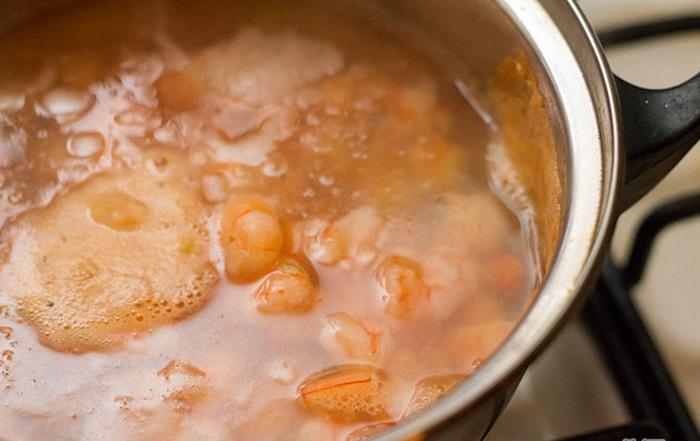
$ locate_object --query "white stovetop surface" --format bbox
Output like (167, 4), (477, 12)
(487, 1), (700, 439)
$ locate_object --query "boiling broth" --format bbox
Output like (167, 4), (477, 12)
(0, 1), (538, 439)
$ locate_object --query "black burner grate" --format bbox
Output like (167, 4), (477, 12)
(545, 15), (700, 441)
(562, 191), (700, 441)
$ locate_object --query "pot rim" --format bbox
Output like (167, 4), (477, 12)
(376, 0), (622, 439)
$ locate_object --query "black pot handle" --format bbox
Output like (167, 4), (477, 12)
(600, 17), (700, 210)
(617, 72), (700, 209)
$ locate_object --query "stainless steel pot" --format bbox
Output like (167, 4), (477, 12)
(0, 1), (697, 440)
(370, 1), (699, 440)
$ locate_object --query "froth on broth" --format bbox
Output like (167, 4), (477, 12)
(0, 0), (558, 439)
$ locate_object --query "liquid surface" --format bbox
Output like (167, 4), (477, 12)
(0, 1), (537, 439)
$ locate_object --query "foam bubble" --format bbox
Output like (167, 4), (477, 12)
(66, 132), (105, 158)
(40, 87), (93, 120)
(0, 92), (25, 112)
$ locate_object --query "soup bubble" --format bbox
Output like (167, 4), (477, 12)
(66, 132), (105, 158)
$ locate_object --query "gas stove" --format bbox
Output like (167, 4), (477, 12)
(486, 1), (700, 440)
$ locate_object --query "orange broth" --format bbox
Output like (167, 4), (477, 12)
(0, 1), (538, 439)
